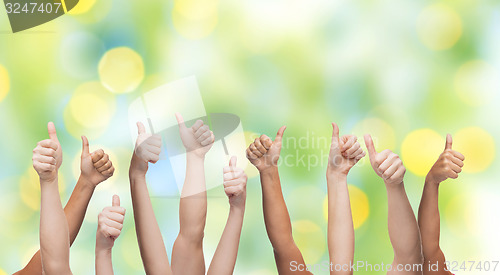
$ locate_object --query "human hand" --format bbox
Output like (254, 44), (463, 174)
(223, 156), (247, 209)
(426, 134), (465, 185)
(32, 122), (63, 182)
(80, 136), (115, 187)
(175, 113), (214, 158)
(246, 126), (286, 172)
(132, 122), (162, 174)
(96, 195), (125, 251)
(327, 123), (366, 176)
(365, 134), (406, 185)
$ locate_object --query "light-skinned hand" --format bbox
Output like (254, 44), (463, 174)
(32, 122), (63, 182)
(246, 126), (286, 172)
(365, 134), (406, 185)
(96, 195), (126, 251)
(133, 122), (162, 173)
(223, 156), (247, 208)
(426, 134), (465, 185)
(327, 123), (366, 176)
(80, 136), (115, 187)
(175, 113), (215, 157)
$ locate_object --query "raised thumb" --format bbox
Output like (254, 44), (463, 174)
(81, 136), (90, 158)
(112, 195), (120, 207)
(47, 122), (59, 142)
(445, 134), (453, 150)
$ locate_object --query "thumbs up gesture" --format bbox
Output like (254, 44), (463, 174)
(327, 123), (366, 176)
(426, 134), (465, 185)
(175, 113), (215, 157)
(246, 126), (286, 172)
(134, 121), (162, 165)
(80, 136), (115, 187)
(223, 156), (247, 208)
(32, 122), (63, 182)
(96, 195), (126, 251)
(364, 134), (406, 185)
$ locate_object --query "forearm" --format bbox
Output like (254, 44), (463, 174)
(129, 166), (170, 274)
(178, 152), (207, 241)
(65, 176), (95, 244)
(207, 206), (245, 275)
(386, 182), (422, 261)
(40, 178), (71, 274)
(326, 173), (354, 273)
(260, 167), (295, 251)
(95, 249), (113, 275)
(418, 180), (441, 257)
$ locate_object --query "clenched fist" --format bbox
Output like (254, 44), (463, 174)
(223, 156), (247, 208)
(175, 113), (215, 157)
(365, 134), (406, 185)
(246, 126), (286, 172)
(80, 136), (115, 187)
(134, 122), (162, 173)
(32, 122), (63, 182)
(426, 134), (465, 185)
(327, 123), (366, 176)
(96, 195), (125, 251)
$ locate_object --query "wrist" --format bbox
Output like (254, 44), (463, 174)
(259, 166), (278, 175)
(425, 175), (440, 186)
(186, 151), (205, 160)
(39, 176), (58, 185)
(229, 204), (245, 214)
(78, 175), (97, 190)
(95, 245), (113, 255)
(326, 169), (348, 181)
(130, 154), (148, 175)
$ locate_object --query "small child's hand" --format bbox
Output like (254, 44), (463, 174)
(96, 195), (125, 251)
(223, 156), (247, 208)
(365, 134), (406, 185)
(426, 134), (465, 185)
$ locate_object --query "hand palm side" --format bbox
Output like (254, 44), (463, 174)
(179, 126), (213, 156)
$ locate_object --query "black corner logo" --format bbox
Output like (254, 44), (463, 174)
(3, 0), (79, 33)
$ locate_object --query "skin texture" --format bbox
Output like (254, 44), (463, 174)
(129, 122), (172, 275)
(327, 123), (366, 275)
(16, 126), (114, 275)
(207, 156), (247, 275)
(246, 126), (312, 275)
(418, 135), (464, 275)
(365, 134), (423, 275)
(95, 195), (126, 275)
(171, 113), (214, 275)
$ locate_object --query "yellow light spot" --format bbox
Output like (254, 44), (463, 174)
(0, 64), (9, 102)
(353, 117), (396, 151)
(323, 185), (370, 229)
(172, 0), (218, 39)
(417, 4), (462, 50)
(64, 82), (116, 140)
(68, 0), (96, 14)
(292, 220), (325, 264)
(401, 129), (444, 176)
(98, 47), (145, 94)
(453, 127), (495, 173)
(454, 60), (500, 107)
(0, 268), (7, 275)
(20, 168), (67, 211)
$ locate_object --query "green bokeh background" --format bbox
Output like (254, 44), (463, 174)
(1, 0), (499, 274)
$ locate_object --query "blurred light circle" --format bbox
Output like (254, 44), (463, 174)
(401, 129), (444, 176)
(353, 117), (396, 151)
(0, 64), (9, 102)
(64, 82), (116, 140)
(60, 32), (105, 79)
(291, 220), (325, 264)
(172, 5), (218, 40)
(174, 0), (219, 21)
(20, 168), (66, 211)
(417, 4), (462, 50)
(68, 0), (96, 14)
(322, 185), (370, 229)
(0, 268), (6, 275)
(98, 47), (145, 94)
(454, 60), (500, 107)
(453, 127), (495, 173)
